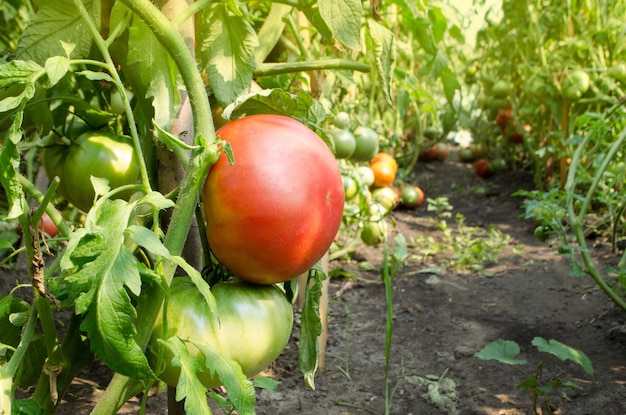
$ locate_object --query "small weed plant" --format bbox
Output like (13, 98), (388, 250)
(412, 197), (512, 273)
(475, 337), (594, 415)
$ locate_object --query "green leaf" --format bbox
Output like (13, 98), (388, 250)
(474, 339), (527, 365)
(153, 122), (199, 152)
(252, 376), (280, 392)
(319, 0), (362, 51)
(0, 60), (43, 89)
(197, 3), (259, 106)
(441, 66), (461, 108)
(402, 6), (437, 55)
(165, 337), (211, 415)
(531, 337), (594, 376)
(137, 191), (176, 211)
(0, 141), (24, 219)
(126, 10), (181, 129)
(16, 0), (101, 64)
(77, 69), (114, 83)
(126, 225), (171, 258)
(367, 19), (395, 107)
(60, 199), (154, 380)
(44, 56), (70, 86)
(195, 343), (256, 415)
(298, 265), (326, 389)
(222, 88), (299, 120)
(170, 256), (219, 329)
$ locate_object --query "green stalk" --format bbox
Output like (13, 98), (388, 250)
(381, 236), (393, 415)
(255, 59), (370, 77)
(85, 0), (218, 412)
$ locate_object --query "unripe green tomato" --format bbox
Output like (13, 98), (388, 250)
(561, 69), (590, 101)
(608, 62), (626, 83)
(328, 128), (356, 159)
(492, 80), (511, 98)
(350, 126), (379, 162)
(361, 220), (387, 246)
(149, 277), (293, 389)
(43, 131), (140, 211)
(371, 187), (399, 213)
(342, 175), (359, 201)
(332, 111), (351, 129)
(356, 166), (375, 187)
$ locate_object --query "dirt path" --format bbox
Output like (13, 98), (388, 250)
(33, 160), (626, 414)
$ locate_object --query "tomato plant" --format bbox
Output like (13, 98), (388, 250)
(149, 277), (293, 389)
(202, 114), (345, 285)
(43, 131), (140, 212)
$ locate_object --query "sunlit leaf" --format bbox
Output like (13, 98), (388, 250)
(474, 339), (527, 365)
(197, 3), (258, 106)
(16, 0), (100, 64)
(367, 19), (395, 106)
(531, 337), (594, 376)
(319, 0), (362, 51)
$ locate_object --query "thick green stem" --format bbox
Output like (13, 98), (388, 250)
(90, 0), (217, 412)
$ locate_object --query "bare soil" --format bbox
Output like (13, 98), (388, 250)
(17, 159), (626, 414)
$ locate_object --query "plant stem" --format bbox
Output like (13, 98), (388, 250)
(381, 235), (394, 415)
(254, 59), (371, 77)
(86, 0), (218, 412)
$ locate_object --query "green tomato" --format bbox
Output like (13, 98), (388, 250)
(332, 111), (351, 129)
(149, 277), (293, 389)
(561, 69), (590, 101)
(371, 187), (399, 213)
(489, 158), (507, 172)
(43, 130), (140, 211)
(356, 166), (375, 187)
(361, 220), (387, 246)
(342, 175), (359, 201)
(492, 80), (511, 98)
(350, 126), (379, 162)
(534, 225), (551, 243)
(608, 63), (626, 83)
(328, 128), (357, 159)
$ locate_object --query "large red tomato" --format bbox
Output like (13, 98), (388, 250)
(201, 114), (345, 284)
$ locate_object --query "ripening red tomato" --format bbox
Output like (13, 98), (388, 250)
(201, 114), (344, 285)
(475, 158), (491, 178)
(37, 212), (58, 237)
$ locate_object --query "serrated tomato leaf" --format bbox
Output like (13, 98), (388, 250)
(195, 343), (256, 415)
(165, 337), (211, 415)
(319, 0), (362, 51)
(196, 3), (258, 106)
(59, 199), (154, 380)
(16, 0), (100, 64)
(367, 19), (395, 106)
